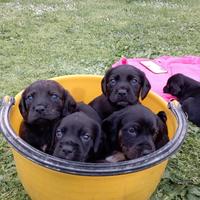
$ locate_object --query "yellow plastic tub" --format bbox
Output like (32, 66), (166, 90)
(0, 75), (187, 200)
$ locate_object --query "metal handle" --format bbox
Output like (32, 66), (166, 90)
(0, 96), (15, 133)
(167, 99), (188, 147)
(168, 99), (188, 125)
(0, 96), (15, 111)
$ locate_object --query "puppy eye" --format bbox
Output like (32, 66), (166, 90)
(81, 133), (91, 141)
(26, 95), (33, 101)
(56, 129), (63, 139)
(110, 79), (116, 86)
(130, 78), (138, 85)
(51, 94), (59, 101)
(128, 127), (137, 137)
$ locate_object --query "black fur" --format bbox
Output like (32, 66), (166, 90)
(102, 105), (169, 161)
(89, 65), (151, 119)
(163, 73), (200, 127)
(51, 103), (107, 162)
(19, 80), (77, 152)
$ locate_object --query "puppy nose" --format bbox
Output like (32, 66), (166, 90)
(62, 149), (73, 155)
(62, 146), (73, 155)
(35, 105), (45, 113)
(118, 89), (127, 97)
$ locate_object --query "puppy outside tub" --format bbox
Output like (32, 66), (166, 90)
(0, 75), (187, 200)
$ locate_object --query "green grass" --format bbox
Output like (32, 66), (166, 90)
(0, 0), (200, 199)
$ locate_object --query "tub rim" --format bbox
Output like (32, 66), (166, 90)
(0, 75), (187, 176)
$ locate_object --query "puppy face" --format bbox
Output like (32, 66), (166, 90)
(102, 65), (151, 107)
(52, 112), (101, 162)
(19, 80), (76, 124)
(103, 105), (168, 160)
(163, 74), (184, 98)
(118, 121), (156, 159)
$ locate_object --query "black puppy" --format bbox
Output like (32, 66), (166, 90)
(51, 103), (104, 162)
(89, 65), (151, 119)
(102, 105), (169, 161)
(163, 73), (200, 126)
(19, 80), (77, 152)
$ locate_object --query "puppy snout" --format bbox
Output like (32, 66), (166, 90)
(54, 143), (75, 158)
(118, 89), (127, 97)
(163, 85), (169, 93)
(35, 105), (46, 113)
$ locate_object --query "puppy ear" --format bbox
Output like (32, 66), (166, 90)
(155, 111), (169, 149)
(62, 90), (77, 116)
(101, 68), (113, 95)
(101, 77), (106, 95)
(19, 92), (28, 120)
(46, 120), (61, 154)
(93, 123), (102, 153)
(102, 111), (122, 150)
(140, 75), (151, 100)
(157, 111), (167, 123)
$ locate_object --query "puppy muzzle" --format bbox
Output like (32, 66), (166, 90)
(109, 90), (138, 107)
(121, 143), (156, 159)
(53, 145), (78, 161)
(53, 141), (85, 161)
(27, 108), (61, 124)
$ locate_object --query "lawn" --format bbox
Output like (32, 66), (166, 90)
(0, 0), (200, 199)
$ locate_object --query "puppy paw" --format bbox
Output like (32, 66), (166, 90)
(105, 151), (126, 163)
(41, 144), (47, 152)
